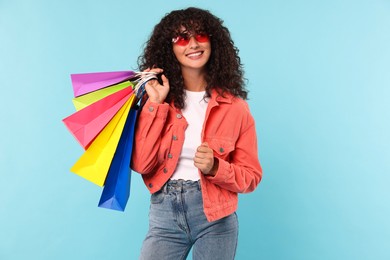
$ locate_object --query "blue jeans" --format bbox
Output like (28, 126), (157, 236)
(139, 179), (238, 260)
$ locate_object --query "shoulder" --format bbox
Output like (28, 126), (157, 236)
(231, 95), (250, 110)
(212, 89), (251, 112)
(211, 89), (255, 127)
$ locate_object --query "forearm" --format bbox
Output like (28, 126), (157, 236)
(206, 158), (262, 193)
(205, 125), (262, 193)
(131, 100), (169, 174)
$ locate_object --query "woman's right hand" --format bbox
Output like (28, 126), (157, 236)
(144, 68), (170, 104)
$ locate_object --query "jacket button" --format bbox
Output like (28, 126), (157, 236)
(163, 168), (168, 173)
(176, 114), (182, 119)
(148, 183), (153, 188)
(172, 135), (178, 141)
(168, 154), (173, 159)
(148, 106), (154, 112)
(219, 147), (225, 153)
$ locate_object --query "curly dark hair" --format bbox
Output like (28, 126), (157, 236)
(138, 7), (247, 109)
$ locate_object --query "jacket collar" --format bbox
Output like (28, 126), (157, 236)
(171, 88), (234, 111)
(210, 88), (234, 105)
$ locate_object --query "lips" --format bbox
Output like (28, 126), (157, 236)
(186, 51), (203, 58)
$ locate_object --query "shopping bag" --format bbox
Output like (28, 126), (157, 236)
(63, 86), (134, 149)
(98, 106), (138, 211)
(71, 71), (136, 97)
(64, 69), (159, 211)
(72, 80), (133, 111)
(70, 95), (136, 186)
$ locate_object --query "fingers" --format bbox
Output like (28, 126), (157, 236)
(194, 142), (215, 175)
(150, 68), (163, 74)
(143, 67), (163, 74)
(161, 74), (169, 88)
(143, 71), (169, 104)
(194, 146), (212, 161)
(196, 142), (210, 153)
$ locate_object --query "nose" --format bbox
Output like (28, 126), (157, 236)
(188, 36), (200, 49)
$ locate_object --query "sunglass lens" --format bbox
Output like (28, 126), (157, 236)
(173, 33), (210, 45)
(175, 36), (190, 46)
(195, 34), (209, 43)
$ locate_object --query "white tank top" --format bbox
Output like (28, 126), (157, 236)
(170, 90), (209, 181)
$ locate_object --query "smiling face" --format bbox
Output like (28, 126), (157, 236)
(172, 28), (211, 75)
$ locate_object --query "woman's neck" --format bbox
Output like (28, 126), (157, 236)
(181, 68), (207, 92)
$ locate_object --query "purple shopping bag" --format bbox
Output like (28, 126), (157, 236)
(71, 71), (136, 97)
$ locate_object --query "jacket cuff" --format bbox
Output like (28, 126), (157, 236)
(142, 99), (170, 119)
(205, 158), (230, 183)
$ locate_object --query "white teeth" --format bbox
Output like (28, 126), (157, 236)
(187, 52), (202, 57)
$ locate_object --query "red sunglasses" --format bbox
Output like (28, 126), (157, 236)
(172, 33), (210, 46)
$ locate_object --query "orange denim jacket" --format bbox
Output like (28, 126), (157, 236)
(131, 89), (262, 222)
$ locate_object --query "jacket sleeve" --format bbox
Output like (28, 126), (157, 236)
(131, 99), (170, 174)
(205, 114), (262, 194)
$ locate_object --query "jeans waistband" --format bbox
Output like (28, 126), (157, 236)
(163, 179), (201, 193)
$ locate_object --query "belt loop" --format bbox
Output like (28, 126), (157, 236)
(163, 181), (168, 194)
(197, 180), (201, 191)
(178, 179), (183, 192)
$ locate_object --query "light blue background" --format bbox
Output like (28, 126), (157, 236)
(1, 0), (389, 259)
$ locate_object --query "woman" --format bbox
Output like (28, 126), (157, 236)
(131, 7), (262, 260)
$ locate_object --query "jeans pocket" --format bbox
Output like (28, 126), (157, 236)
(150, 190), (165, 204)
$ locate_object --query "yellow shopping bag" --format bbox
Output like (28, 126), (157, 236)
(70, 95), (136, 186)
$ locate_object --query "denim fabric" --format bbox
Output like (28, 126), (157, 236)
(140, 179), (238, 260)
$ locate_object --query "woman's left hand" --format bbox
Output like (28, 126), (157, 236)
(194, 142), (218, 176)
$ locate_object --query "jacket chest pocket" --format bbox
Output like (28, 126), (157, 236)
(206, 138), (235, 160)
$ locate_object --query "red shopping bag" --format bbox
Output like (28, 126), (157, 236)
(62, 86), (133, 149)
